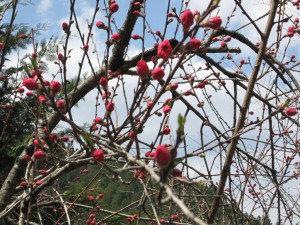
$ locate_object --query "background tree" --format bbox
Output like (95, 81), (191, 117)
(0, 0), (299, 224)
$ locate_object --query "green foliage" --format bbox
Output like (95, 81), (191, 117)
(0, 94), (35, 151)
(50, 163), (272, 225)
(0, 24), (30, 53)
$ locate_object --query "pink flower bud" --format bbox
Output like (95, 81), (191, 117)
(170, 82), (178, 90)
(60, 136), (70, 142)
(171, 214), (179, 221)
(96, 21), (105, 29)
(83, 44), (89, 52)
(93, 117), (103, 124)
(163, 127), (171, 135)
(62, 22), (69, 31)
(184, 90), (193, 96)
(181, 10), (194, 28)
(220, 41), (227, 48)
(58, 53), (64, 61)
(151, 67), (165, 80)
(50, 81), (61, 93)
(56, 99), (65, 108)
(160, 218), (166, 224)
(17, 87), (25, 93)
(38, 95), (48, 104)
(60, 136), (69, 142)
(20, 181), (27, 187)
(186, 38), (202, 51)
(131, 34), (140, 40)
(33, 138), (44, 148)
(111, 33), (121, 42)
(287, 26), (296, 37)
(49, 133), (58, 140)
(285, 107), (297, 116)
(87, 196), (94, 201)
(24, 155), (31, 162)
(133, 11), (140, 17)
(157, 40), (173, 60)
(155, 30), (161, 36)
(22, 77), (38, 90)
(91, 125), (99, 131)
(147, 101), (153, 109)
(93, 149), (104, 162)
(202, 16), (222, 29)
(137, 60), (149, 76)
(154, 145), (171, 167)
(129, 131), (136, 140)
(145, 151), (152, 157)
(34, 151), (46, 160)
(225, 36), (231, 42)
(19, 34), (28, 39)
(110, 3), (119, 14)
(106, 102), (115, 113)
(99, 77), (108, 87)
(163, 105), (171, 114)
(197, 82), (206, 88)
(134, 2), (141, 7)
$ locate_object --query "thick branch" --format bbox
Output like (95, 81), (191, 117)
(108, 0), (141, 71)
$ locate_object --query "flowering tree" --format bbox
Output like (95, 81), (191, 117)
(1, 0), (300, 224)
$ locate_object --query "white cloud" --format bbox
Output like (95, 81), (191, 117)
(37, 0), (53, 16)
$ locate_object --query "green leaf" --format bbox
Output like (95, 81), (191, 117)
(82, 132), (94, 149)
(284, 98), (291, 107)
(177, 114), (186, 134)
